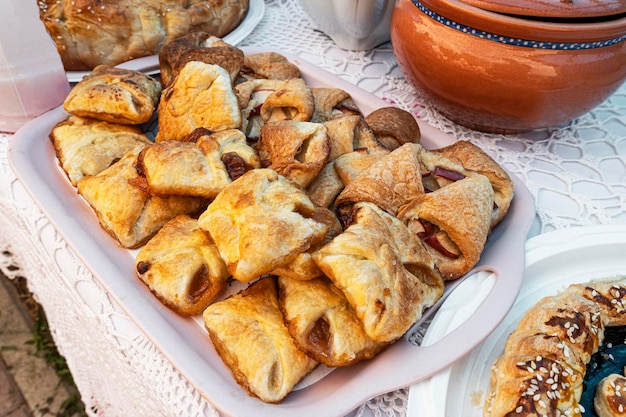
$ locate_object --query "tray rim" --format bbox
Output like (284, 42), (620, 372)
(9, 47), (536, 417)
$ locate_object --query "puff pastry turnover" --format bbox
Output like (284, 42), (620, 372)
(135, 215), (229, 316)
(398, 172), (495, 280)
(156, 61), (242, 142)
(313, 202), (444, 343)
(136, 129), (260, 198)
(203, 277), (318, 404)
(278, 276), (387, 367)
(77, 148), (208, 248)
(197, 168), (337, 282)
(50, 115), (151, 186)
(64, 65), (161, 125)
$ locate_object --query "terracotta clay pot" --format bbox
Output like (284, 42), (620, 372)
(390, 0), (626, 133)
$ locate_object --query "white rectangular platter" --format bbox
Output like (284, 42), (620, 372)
(9, 47), (536, 417)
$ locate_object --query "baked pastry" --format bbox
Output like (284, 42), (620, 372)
(568, 277), (626, 326)
(398, 172), (495, 280)
(135, 129), (260, 198)
(364, 107), (421, 151)
(236, 78), (315, 140)
(77, 147), (208, 248)
(431, 140), (514, 227)
(313, 202), (444, 343)
(306, 161), (344, 208)
(241, 52), (301, 80)
(335, 143), (426, 217)
(135, 215), (229, 316)
(277, 276), (387, 367)
(50, 115), (151, 186)
(310, 87), (361, 123)
(39, 0), (250, 71)
(332, 149), (385, 188)
(63, 66), (161, 125)
(323, 114), (388, 161)
(257, 120), (330, 188)
(197, 168), (338, 282)
(158, 33), (245, 87)
(156, 61), (242, 142)
(484, 290), (605, 417)
(595, 373), (626, 417)
(202, 277), (318, 403)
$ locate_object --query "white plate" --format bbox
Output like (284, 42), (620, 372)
(9, 47), (535, 417)
(65, 0), (265, 83)
(408, 224), (626, 417)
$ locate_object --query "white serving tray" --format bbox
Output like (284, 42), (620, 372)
(408, 224), (626, 417)
(65, 0), (265, 83)
(9, 47), (535, 417)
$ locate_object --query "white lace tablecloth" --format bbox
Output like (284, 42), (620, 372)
(1, 1), (625, 416)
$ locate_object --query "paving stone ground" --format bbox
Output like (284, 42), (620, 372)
(0, 273), (80, 417)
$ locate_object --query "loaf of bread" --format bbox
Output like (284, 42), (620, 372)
(38, 0), (250, 71)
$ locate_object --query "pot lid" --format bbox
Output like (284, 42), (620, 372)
(457, 0), (626, 19)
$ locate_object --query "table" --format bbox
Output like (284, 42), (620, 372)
(1, 1), (625, 416)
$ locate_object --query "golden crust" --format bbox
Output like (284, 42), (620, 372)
(335, 143), (425, 216)
(39, 0), (250, 71)
(50, 115), (151, 186)
(278, 276), (387, 367)
(197, 168), (337, 282)
(77, 148), (208, 248)
(313, 202), (444, 343)
(202, 277), (318, 404)
(310, 87), (361, 123)
(156, 61), (242, 142)
(257, 120), (330, 188)
(431, 140), (514, 228)
(595, 374), (626, 417)
(64, 66), (161, 125)
(567, 277), (626, 327)
(135, 215), (229, 316)
(398, 172), (494, 280)
(241, 52), (301, 80)
(324, 115), (388, 160)
(136, 129), (259, 198)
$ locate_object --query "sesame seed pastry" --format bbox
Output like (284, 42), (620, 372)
(595, 373), (626, 417)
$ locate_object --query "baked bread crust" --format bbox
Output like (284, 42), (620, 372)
(64, 65), (162, 125)
(50, 115), (151, 186)
(135, 215), (229, 316)
(203, 277), (318, 404)
(364, 107), (421, 151)
(595, 373), (626, 417)
(39, 0), (250, 71)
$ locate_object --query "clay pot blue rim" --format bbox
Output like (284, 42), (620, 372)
(413, 0), (626, 49)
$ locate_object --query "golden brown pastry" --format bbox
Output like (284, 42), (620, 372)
(241, 52), (301, 80)
(197, 168), (337, 282)
(50, 115), (152, 186)
(63, 66), (161, 125)
(257, 120), (330, 188)
(278, 275), (387, 367)
(203, 277), (318, 404)
(39, 0), (250, 71)
(324, 114), (388, 160)
(310, 88), (362, 124)
(335, 143), (426, 217)
(156, 61), (242, 142)
(595, 373), (626, 417)
(332, 149), (386, 188)
(77, 148), (208, 248)
(568, 277), (626, 327)
(236, 78), (315, 140)
(135, 215), (229, 316)
(484, 290), (606, 417)
(431, 140), (514, 228)
(306, 161), (345, 208)
(364, 107), (421, 151)
(136, 129), (260, 198)
(313, 202), (444, 343)
(398, 172), (495, 280)
(158, 33), (245, 87)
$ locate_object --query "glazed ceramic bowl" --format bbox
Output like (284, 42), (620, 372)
(390, 0), (626, 133)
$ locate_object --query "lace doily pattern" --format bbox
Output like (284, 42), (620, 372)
(0, 1), (624, 416)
